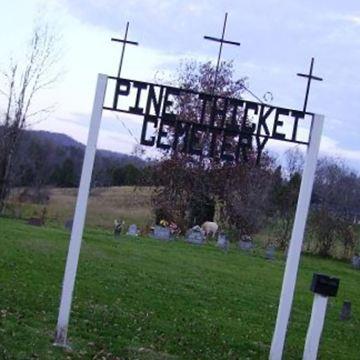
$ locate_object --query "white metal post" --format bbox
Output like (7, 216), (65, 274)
(54, 74), (108, 346)
(303, 294), (328, 360)
(269, 114), (324, 359)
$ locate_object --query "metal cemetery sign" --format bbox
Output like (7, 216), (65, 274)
(103, 76), (313, 162)
(55, 14), (324, 360)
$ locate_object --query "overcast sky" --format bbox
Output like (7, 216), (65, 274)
(1, 0), (359, 170)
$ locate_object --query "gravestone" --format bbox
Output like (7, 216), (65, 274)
(238, 235), (254, 251)
(265, 245), (276, 260)
(64, 219), (73, 231)
(14, 208), (22, 219)
(153, 225), (171, 241)
(127, 224), (138, 236)
(27, 218), (44, 227)
(186, 226), (205, 245)
(339, 300), (351, 320)
(217, 232), (229, 251)
(114, 219), (124, 239)
(351, 256), (360, 269)
(114, 225), (121, 239)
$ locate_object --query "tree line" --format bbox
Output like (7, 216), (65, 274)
(9, 129), (153, 189)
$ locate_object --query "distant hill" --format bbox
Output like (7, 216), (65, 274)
(26, 130), (84, 148)
(24, 129), (145, 167)
(11, 129), (150, 188)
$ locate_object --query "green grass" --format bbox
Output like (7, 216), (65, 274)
(0, 217), (359, 359)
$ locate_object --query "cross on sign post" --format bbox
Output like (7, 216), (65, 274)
(204, 12), (240, 94)
(297, 57), (323, 112)
(111, 21), (139, 78)
(111, 21), (141, 145)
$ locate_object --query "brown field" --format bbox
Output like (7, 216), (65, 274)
(7, 186), (154, 230)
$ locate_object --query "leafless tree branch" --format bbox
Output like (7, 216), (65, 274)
(0, 21), (62, 212)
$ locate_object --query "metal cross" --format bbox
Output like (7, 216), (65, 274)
(111, 22), (139, 78)
(297, 57), (323, 112)
(204, 12), (240, 94)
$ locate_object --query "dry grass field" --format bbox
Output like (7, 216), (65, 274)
(7, 186), (154, 230)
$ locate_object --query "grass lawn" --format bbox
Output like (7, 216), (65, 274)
(0, 217), (359, 359)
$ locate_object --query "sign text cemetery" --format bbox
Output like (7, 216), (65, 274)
(104, 77), (313, 162)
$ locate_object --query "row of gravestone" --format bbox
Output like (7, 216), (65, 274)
(64, 219), (360, 267)
(65, 220), (276, 257)
(126, 226), (360, 267)
(146, 225), (277, 258)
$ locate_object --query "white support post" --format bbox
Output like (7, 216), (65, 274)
(269, 114), (324, 359)
(54, 74), (107, 346)
(302, 294), (328, 360)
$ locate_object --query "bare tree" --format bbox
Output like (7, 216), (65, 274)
(310, 157), (360, 258)
(271, 148), (304, 249)
(284, 146), (304, 178)
(0, 22), (61, 212)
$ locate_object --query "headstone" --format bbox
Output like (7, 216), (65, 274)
(186, 226), (205, 245)
(153, 225), (171, 241)
(351, 256), (360, 269)
(127, 224), (138, 236)
(114, 219), (124, 238)
(27, 218), (44, 227)
(114, 227), (121, 238)
(339, 300), (351, 320)
(64, 219), (73, 231)
(265, 245), (276, 260)
(217, 232), (229, 251)
(238, 235), (254, 251)
(14, 208), (22, 219)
